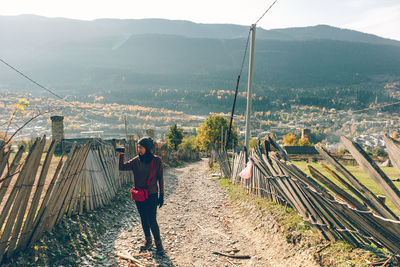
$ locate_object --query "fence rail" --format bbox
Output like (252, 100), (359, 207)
(217, 135), (400, 257)
(0, 136), (128, 261)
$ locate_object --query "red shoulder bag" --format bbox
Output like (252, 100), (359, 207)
(130, 158), (155, 201)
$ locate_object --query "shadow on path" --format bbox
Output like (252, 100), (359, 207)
(3, 166), (181, 266)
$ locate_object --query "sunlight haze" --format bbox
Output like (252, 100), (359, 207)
(1, 0), (399, 41)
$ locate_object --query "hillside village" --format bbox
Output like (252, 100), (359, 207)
(1, 92), (399, 153)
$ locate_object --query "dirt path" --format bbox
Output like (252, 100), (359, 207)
(79, 159), (318, 266)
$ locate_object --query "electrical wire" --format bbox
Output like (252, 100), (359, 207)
(239, 29), (252, 77)
(352, 100), (400, 113)
(227, 29), (251, 145)
(0, 56), (120, 130)
(254, 0), (279, 25)
(0, 57), (78, 106)
(227, 0), (279, 147)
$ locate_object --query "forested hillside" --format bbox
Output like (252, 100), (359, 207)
(1, 15), (400, 114)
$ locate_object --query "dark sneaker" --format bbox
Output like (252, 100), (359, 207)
(155, 240), (164, 255)
(139, 237), (153, 251)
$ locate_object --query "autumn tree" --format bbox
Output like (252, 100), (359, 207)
(298, 136), (311, 146)
(166, 124), (184, 150)
(283, 133), (297, 146)
(338, 147), (350, 154)
(269, 133), (277, 142)
(249, 137), (258, 151)
(196, 115), (238, 151)
(178, 136), (199, 152)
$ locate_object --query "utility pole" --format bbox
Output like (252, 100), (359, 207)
(245, 24), (256, 150)
(221, 125), (224, 152)
(124, 115), (128, 139)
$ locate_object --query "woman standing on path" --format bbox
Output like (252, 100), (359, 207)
(118, 137), (165, 253)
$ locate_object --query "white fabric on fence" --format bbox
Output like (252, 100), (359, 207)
(239, 161), (253, 180)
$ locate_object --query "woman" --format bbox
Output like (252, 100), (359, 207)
(118, 137), (164, 253)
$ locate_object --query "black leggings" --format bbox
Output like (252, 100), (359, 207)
(135, 194), (161, 241)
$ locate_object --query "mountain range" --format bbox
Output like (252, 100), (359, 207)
(1, 15), (399, 113)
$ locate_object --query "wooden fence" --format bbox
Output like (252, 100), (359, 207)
(0, 136), (125, 261)
(218, 135), (400, 257)
(213, 145), (231, 179)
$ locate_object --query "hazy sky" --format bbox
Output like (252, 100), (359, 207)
(2, 0), (400, 41)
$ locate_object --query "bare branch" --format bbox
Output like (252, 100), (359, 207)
(4, 110), (17, 140)
(0, 169), (22, 183)
(5, 107), (62, 145)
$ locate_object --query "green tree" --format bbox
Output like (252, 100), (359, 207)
(196, 115), (238, 151)
(372, 147), (387, 157)
(166, 124), (184, 150)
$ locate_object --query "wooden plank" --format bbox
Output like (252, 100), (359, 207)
(98, 148), (115, 196)
(0, 146), (24, 205)
(28, 143), (79, 246)
(272, 178), (332, 240)
(96, 149), (113, 203)
(383, 135), (400, 176)
(43, 143), (81, 231)
(309, 166), (366, 210)
(307, 187), (370, 246)
(274, 161), (348, 240)
(320, 163), (371, 209)
(85, 165), (92, 212)
(341, 136), (400, 212)
(294, 179), (359, 245)
(305, 167), (400, 250)
(315, 144), (397, 219)
(0, 139), (40, 231)
(27, 155), (64, 248)
(327, 196), (400, 254)
(67, 172), (82, 216)
(7, 137), (46, 256)
(52, 144), (86, 222)
(54, 143), (90, 226)
(268, 136), (289, 162)
(17, 140), (56, 251)
(276, 160), (329, 195)
(0, 138), (41, 260)
(79, 167), (85, 214)
(285, 177), (342, 241)
(0, 149), (11, 179)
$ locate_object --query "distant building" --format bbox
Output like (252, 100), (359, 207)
(284, 146), (318, 155)
(301, 128), (311, 139)
(80, 131), (104, 138)
(146, 129), (155, 138)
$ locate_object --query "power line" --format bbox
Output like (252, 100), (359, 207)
(0, 57), (74, 105)
(352, 100), (400, 113)
(239, 29), (252, 77)
(254, 0), (279, 25)
(0, 57), (112, 126)
(227, 0), (279, 147)
(227, 29), (251, 147)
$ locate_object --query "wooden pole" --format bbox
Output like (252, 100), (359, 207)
(245, 24), (256, 150)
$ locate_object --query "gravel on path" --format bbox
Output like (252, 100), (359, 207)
(77, 158), (319, 267)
